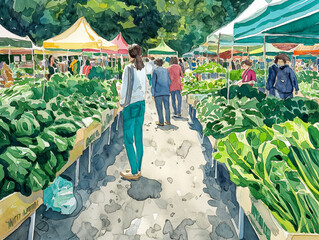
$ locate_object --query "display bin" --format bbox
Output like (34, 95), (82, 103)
(236, 186), (319, 240)
(101, 108), (115, 133)
(83, 121), (102, 149)
(0, 191), (43, 240)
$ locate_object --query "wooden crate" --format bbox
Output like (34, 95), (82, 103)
(0, 191), (43, 240)
(237, 186), (319, 240)
(101, 108), (114, 133)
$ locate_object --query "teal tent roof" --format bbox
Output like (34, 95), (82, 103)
(207, 0), (281, 46)
(234, 0), (319, 44)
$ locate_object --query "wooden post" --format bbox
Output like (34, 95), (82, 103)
(246, 46), (250, 59)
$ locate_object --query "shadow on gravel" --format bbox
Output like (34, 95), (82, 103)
(187, 104), (258, 240)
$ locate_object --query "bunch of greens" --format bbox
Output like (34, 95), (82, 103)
(257, 96), (319, 127)
(182, 78), (226, 95)
(214, 118), (319, 233)
(230, 69), (243, 81)
(197, 85), (319, 139)
(296, 70), (319, 84)
(197, 95), (264, 139)
(299, 81), (319, 99)
(193, 62), (226, 74)
(0, 74), (119, 200)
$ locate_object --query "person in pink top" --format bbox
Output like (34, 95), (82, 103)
(168, 57), (184, 117)
(238, 60), (256, 87)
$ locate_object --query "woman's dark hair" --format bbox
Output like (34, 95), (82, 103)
(145, 58), (149, 62)
(170, 56), (178, 65)
(241, 60), (252, 66)
(274, 53), (290, 64)
(179, 59), (183, 64)
(86, 59), (90, 65)
(154, 58), (164, 67)
(128, 44), (144, 70)
(48, 55), (53, 64)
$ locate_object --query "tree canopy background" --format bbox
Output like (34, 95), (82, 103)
(0, 0), (253, 55)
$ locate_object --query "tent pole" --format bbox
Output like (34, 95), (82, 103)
(100, 48), (102, 67)
(217, 33), (221, 65)
(263, 34), (267, 92)
(78, 52), (82, 74)
(67, 49), (69, 72)
(228, 44), (234, 105)
(42, 48), (45, 79)
(8, 45), (11, 65)
(247, 46), (249, 59)
(217, 33), (221, 78)
(32, 48), (35, 84)
(32, 49), (35, 75)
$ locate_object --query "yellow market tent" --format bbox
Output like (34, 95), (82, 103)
(43, 17), (118, 51)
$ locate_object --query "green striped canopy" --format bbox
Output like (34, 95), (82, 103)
(148, 40), (177, 55)
(0, 24), (32, 48)
(234, 0), (319, 44)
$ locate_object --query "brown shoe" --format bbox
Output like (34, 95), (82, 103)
(156, 121), (164, 126)
(165, 121), (171, 125)
(120, 171), (141, 180)
(126, 169), (141, 176)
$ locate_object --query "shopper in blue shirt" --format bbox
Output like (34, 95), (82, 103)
(151, 58), (171, 126)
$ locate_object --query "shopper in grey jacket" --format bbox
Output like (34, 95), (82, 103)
(151, 58), (171, 126)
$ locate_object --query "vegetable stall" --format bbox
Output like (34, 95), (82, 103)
(183, 52), (319, 239)
(0, 73), (121, 239)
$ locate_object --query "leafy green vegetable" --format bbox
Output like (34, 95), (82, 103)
(12, 112), (40, 138)
(48, 123), (77, 138)
(214, 119), (319, 233)
(27, 163), (50, 192)
(40, 129), (69, 152)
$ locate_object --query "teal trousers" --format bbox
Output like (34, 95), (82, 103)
(147, 74), (152, 86)
(123, 100), (145, 175)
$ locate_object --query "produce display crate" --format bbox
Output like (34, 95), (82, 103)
(101, 108), (115, 133)
(83, 121), (102, 149)
(0, 107), (119, 240)
(0, 191), (43, 240)
(236, 186), (319, 240)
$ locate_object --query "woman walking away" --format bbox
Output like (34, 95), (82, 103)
(152, 58), (171, 126)
(169, 57), (184, 117)
(267, 54), (299, 99)
(120, 44), (147, 181)
(238, 60), (256, 87)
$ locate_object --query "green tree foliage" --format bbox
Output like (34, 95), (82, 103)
(0, 0), (253, 55)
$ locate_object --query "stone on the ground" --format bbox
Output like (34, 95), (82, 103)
(215, 222), (234, 239)
(127, 177), (162, 201)
(176, 140), (192, 159)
